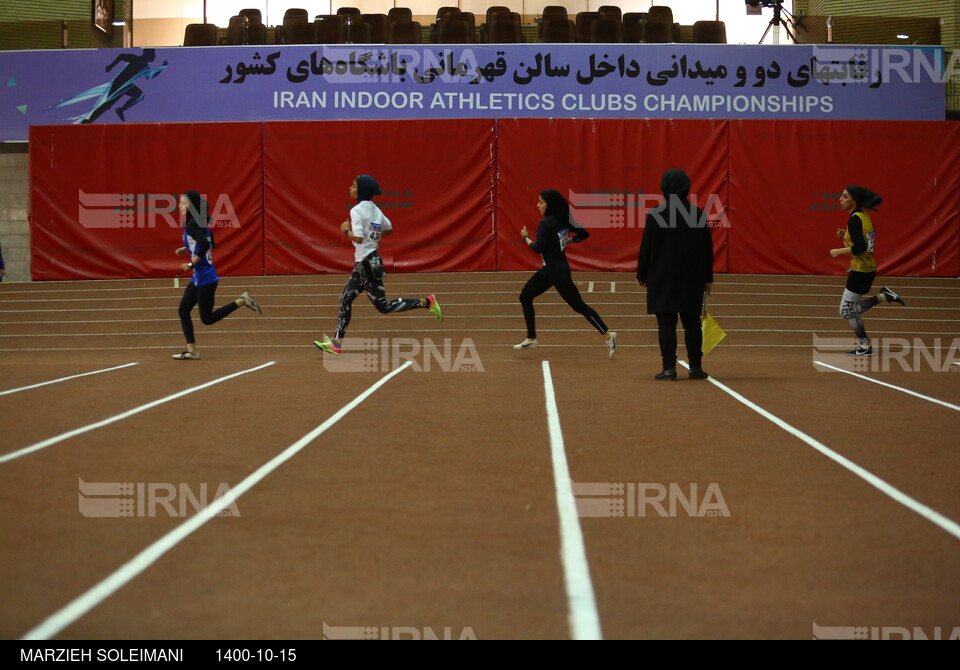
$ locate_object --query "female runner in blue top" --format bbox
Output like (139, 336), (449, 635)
(172, 191), (262, 360)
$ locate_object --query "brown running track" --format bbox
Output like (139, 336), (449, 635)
(1, 272), (958, 640)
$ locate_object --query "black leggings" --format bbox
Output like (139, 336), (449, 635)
(519, 268), (608, 339)
(656, 312), (703, 369)
(178, 281), (239, 344)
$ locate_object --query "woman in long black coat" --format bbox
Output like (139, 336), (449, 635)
(636, 169), (714, 380)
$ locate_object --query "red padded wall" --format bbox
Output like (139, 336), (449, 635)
(728, 120), (960, 277)
(262, 119), (496, 275)
(30, 123), (264, 280)
(28, 119), (960, 280)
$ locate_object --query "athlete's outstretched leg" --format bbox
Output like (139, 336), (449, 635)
(840, 289), (872, 346)
(196, 282), (240, 326)
(554, 280), (609, 334)
(178, 282), (199, 344)
(518, 270), (552, 340)
(361, 255), (423, 315)
(334, 268), (365, 340)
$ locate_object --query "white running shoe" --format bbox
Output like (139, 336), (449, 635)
(240, 291), (263, 315)
(513, 339), (539, 349)
(172, 350), (200, 360)
(606, 331), (617, 359)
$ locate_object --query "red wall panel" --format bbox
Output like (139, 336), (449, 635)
(495, 118), (730, 275)
(728, 120), (960, 277)
(29, 123), (264, 281)
(27, 119), (959, 281)
(262, 119), (496, 275)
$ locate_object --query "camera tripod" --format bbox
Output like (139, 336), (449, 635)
(759, 1), (800, 44)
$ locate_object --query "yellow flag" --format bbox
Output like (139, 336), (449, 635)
(701, 310), (726, 355)
(701, 293), (725, 356)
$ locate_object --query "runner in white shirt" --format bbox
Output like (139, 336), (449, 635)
(314, 175), (443, 355)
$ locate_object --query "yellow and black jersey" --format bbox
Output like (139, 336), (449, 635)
(844, 211), (877, 273)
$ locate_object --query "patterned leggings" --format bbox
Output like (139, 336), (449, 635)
(839, 288), (880, 343)
(334, 254), (422, 340)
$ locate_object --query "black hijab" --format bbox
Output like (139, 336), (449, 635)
(845, 185), (882, 211)
(182, 191), (209, 227)
(356, 175), (381, 202)
(182, 190), (214, 247)
(661, 169), (691, 200)
(540, 188), (571, 225)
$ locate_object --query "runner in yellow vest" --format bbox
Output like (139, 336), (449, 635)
(829, 185), (906, 356)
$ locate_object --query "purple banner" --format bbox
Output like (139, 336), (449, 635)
(1, 44), (946, 140)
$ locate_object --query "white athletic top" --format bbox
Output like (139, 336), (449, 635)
(349, 200), (392, 263)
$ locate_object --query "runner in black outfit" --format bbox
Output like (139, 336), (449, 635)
(515, 188), (617, 357)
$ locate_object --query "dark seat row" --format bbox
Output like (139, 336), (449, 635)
(183, 7), (420, 46)
(538, 6), (726, 44)
(183, 5), (724, 47)
(431, 7), (525, 44)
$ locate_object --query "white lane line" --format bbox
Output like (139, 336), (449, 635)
(678, 362), (960, 542)
(20, 361), (413, 641)
(0, 363), (138, 397)
(813, 361), (960, 412)
(542, 361), (603, 641)
(0, 362), (275, 465)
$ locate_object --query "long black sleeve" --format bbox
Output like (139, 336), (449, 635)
(527, 218), (550, 255)
(847, 214), (867, 255)
(569, 219), (590, 243)
(185, 219), (210, 257)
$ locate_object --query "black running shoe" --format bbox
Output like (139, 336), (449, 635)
(879, 287), (905, 306)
